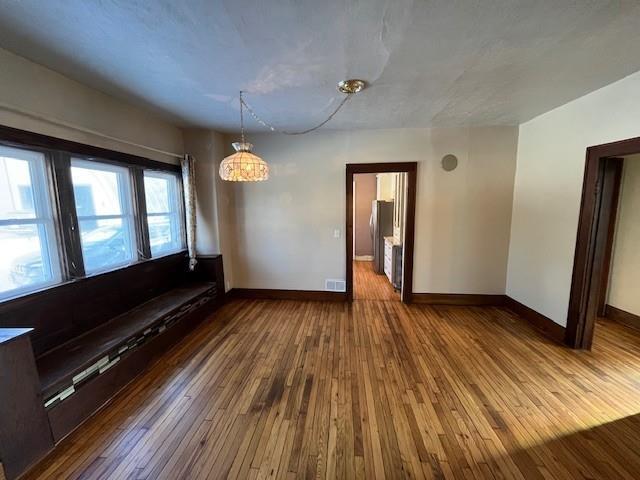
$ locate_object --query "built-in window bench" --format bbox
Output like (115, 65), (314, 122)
(39, 282), (216, 440)
(0, 254), (225, 480)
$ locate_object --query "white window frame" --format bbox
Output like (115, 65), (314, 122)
(144, 170), (186, 257)
(71, 158), (138, 275)
(0, 146), (61, 301)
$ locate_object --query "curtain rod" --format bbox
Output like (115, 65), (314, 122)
(0, 101), (184, 159)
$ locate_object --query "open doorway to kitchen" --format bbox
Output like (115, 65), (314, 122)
(346, 163), (417, 303)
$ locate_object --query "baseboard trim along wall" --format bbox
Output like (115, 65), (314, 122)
(503, 296), (566, 344)
(229, 288), (347, 302)
(354, 255), (374, 261)
(411, 293), (507, 306)
(605, 305), (640, 331)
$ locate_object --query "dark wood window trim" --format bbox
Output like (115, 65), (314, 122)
(566, 136), (640, 349)
(0, 124), (180, 173)
(0, 124), (186, 303)
(345, 162), (417, 303)
(49, 152), (85, 279)
(131, 167), (152, 261)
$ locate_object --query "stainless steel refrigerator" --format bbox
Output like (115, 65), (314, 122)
(369, 200), (394, 274)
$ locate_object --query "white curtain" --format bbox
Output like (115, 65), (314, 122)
(181, 154), (197, 271)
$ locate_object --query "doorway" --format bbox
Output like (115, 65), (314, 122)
(345, 162), (417, 303)
(566, 136), (640, 349)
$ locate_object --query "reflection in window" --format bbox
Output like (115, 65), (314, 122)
(71, 159), (137, 274)
(144, 172), (185, 257)
(0, 146), (60, 300)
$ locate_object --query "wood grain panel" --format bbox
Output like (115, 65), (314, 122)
(22, 297), (640, 479)
(0, 332), (53, 480)
(46, 296), (217, 443)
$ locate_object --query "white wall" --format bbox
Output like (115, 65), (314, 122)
(0, 48), (183, 164)
(507, 70), (640, 326)
(183, 129), (235, 290)
(607, 155), (640, 316)
(226, 127), (518, 293)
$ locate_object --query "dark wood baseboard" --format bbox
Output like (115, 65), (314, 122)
(411, 293), (507, 306)
(504, 296), (566, 344)
(605, 304), (640, 331)
(230, 288), (346, 302)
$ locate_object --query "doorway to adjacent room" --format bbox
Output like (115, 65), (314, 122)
(567, 137), (640, 349)
(345, 163), (417, 303)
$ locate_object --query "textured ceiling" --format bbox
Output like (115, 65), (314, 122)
(1, 1), (640, 132)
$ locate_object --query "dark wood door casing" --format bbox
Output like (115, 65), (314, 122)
(566, 136), (640, 349)
(345, 162), (417, 304)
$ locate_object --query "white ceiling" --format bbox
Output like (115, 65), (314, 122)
(1, 1), (639, 132)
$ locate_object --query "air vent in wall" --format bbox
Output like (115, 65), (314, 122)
(325, 279), (346, 292)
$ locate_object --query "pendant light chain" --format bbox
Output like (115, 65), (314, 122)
(221, 80), (363, 181)
(239, 90), (246, 144)
(239, 91), (353, 135)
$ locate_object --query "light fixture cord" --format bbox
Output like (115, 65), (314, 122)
(239, 90), (246, 144)
(240, 93), (353, 135)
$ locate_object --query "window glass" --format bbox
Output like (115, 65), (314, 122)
(71, 160), (136, 274)
(144, 175), (170, 214)
(0, 146), (60, 299)
(143, 172), (184, 256)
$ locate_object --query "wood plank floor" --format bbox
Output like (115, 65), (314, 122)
(24, 299), (640, 479)
(353, 260), (400, 301)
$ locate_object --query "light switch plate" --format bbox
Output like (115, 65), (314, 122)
(333, 229), (340, 238)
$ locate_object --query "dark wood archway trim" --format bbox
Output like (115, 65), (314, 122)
(346, 162), (417, 303)
(566, 136), (640, 349)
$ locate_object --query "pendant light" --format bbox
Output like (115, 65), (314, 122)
(219, 80), (366, 182)
(219, 91), (269, 182)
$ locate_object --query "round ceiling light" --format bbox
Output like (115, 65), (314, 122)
(337, 79), (366, 94)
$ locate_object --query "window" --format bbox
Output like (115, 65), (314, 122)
(71, 159), (137, 274)
(144, 171), (185, 257)
(0, 145), (60, 300)
(0, 128), (188, 303)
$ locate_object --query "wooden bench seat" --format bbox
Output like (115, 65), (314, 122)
(37, 282), (214, 401)
(0, 254), (225, 478)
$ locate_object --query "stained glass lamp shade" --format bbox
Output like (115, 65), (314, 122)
(219, 142), (269, 182)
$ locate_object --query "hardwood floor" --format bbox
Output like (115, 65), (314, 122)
(353, 260), (400, 301)
(24, 299), (640, 479)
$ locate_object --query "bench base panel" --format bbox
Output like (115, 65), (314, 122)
(47, 297), (217, 443)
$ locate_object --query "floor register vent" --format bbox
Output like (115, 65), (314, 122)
(325, 279), (346, 292)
